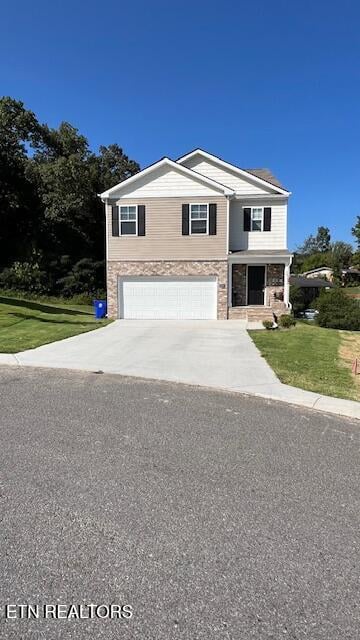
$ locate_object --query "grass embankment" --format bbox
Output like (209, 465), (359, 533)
(0, 295), (111, 353)
(249, 322), (359, 401)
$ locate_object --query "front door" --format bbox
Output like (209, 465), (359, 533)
(247, 266), (265, 305)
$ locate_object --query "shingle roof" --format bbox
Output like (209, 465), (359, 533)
(290, 275), (334, 288)
(244, 168), (284, 189)
(230, 249), (292, 256)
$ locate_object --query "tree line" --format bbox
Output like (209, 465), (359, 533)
(2, 96), (360, 298)
(0, 97), (139, 298)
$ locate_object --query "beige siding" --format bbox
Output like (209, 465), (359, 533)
(229, 200), (287, 251)
(107, 196), (227, 261)
(112, 165), (223, 198)
(183, 157), (276, 195)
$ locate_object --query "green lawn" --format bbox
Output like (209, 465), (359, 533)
(0, 295), (111, 353)
(249, 322), (358, 401)
(345, 287), (360, 295)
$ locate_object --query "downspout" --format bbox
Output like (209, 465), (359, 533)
(226, 196), (231, 309)
(100, 196), (109, 315)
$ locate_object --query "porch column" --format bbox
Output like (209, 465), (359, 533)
(228, 263), (232, 306)
(284, 263), (290, 307)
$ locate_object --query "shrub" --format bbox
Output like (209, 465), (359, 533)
(263, 320), (273, 330)
(290, 285), (307, 315)
(0, 260), (49, 294)
(56, 258), (105, 297)
(279, 314), (296, 328)
(315, 289), (360, 330)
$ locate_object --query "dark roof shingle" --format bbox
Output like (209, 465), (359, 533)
(244, 168), (284, 189)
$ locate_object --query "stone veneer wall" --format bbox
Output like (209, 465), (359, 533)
(231, 263), (288, 313)
(265, 264), (286, 312)
(107, 261), (228, 319)
(232, 264), (247, 306)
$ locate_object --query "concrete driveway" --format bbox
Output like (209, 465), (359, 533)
(9, 321), (360, 419)
(16, 320), (278, 393)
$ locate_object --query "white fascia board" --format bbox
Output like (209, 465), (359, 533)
(177, 149), (291, 196)
(228, 253), (293, 265)
(99, 157), (234, 198)
(232, 194), (290, 200)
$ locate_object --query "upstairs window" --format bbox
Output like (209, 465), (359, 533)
(120, 205), (137, 235)
(190, 204), (208, 234)
(251, 207), (263, 232)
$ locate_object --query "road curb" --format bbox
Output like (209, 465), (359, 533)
(1, 355), (359, 421)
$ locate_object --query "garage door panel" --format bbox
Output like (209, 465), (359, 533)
(119, 277), (217, 319)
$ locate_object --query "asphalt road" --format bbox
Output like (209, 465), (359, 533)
(0, 366), (359, 639)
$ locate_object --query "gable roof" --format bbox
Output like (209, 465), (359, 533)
(177, 148), (290, 195)
(301, 266), (333, 275)
(99, 157), (234, 199)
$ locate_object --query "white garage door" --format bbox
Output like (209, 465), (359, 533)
(118, 277), (217, 320)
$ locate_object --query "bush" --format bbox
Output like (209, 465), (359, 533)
(56, 258), (105, 297)
(279, 314), (296, 328)
(315, 289), (360, 330)
(0, 260), (49, 294)
(0, 288), (106, 307)
(263, 320), (273, 330)
(290, 286), (307, 315)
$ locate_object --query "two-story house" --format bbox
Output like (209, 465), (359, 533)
(100, 149), (292, 321)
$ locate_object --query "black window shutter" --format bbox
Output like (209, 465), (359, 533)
(264, 207), (272, 231)
(112, 205), (119, 236)
(182, 204), (189, 235)
(243, 207), (251, 231)
(138, 205), (145, 236)
(209, 203), (217, 235)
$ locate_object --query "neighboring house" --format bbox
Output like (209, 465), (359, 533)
(290, 275), (334, 308)
(301, 266), (334, 281)
(301, 266), (360, 285)
(99, 149), (292, 321)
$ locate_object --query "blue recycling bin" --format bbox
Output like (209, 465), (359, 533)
(93, 299), (107, 319)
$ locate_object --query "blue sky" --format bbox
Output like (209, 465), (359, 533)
(1, 0), (359, 250)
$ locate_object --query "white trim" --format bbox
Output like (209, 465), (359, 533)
(177, 149), (291, 196)
(284, 263), (291, 308)
(226, 196), (230, 255)
(99, 157), (234, 198)
(233, 194), (287, 201)
(105, 203), (109, 307)
(228, 262), (232, 306)
(189, 203), (209, 235)
(250, 206), (264, 232)
(119, 204), (138, 236)
(228, 254), (292, 265)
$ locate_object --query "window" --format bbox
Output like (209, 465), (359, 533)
(190, 204), (208, 234)
(120, 206), (137, 235)
(251, 207), (263, 232)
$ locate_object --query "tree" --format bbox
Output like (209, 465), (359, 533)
(316, 226), (331, 252)
(300, 252), (332, 273)
(297, 226), (331, 255)
(351, 216), (360, 251)
(0, 97), (140, 295)
(330, 241), (353, 269)
(94, 144), (140, 191)
(297, 234), (318, 255)
(0, 97), (44, 267)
